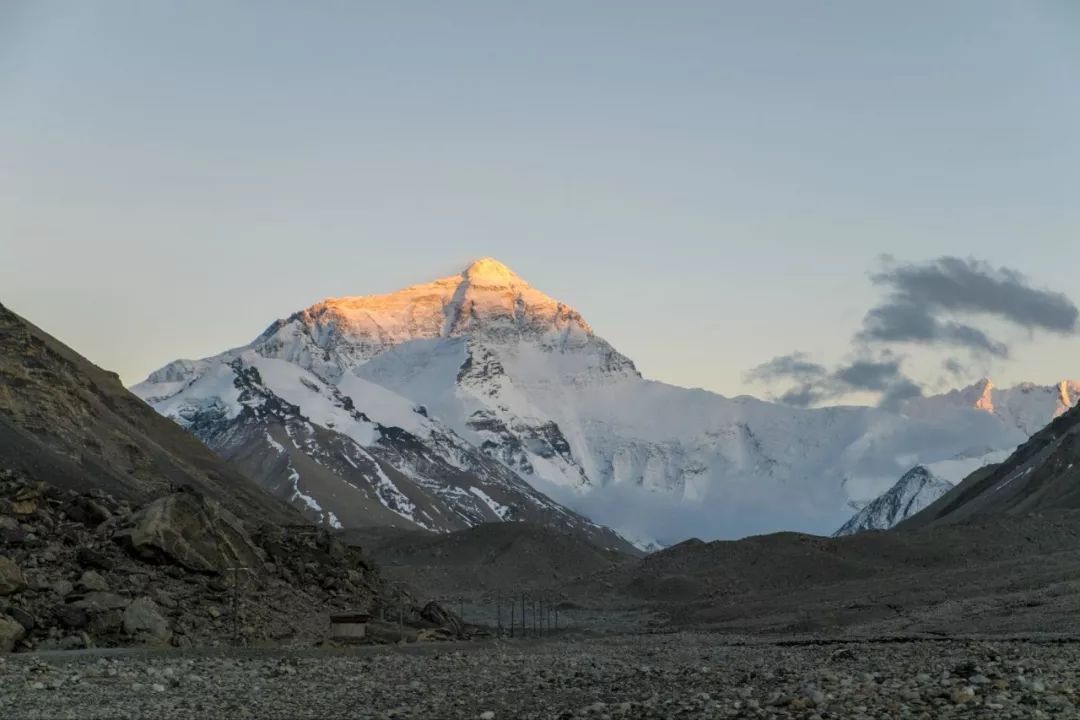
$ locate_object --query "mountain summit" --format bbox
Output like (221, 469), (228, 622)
(134, 262), (1080, 544)
(235, 258), (624, 384)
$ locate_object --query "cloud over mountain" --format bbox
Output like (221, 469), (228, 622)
(748, 256), (1079, 407)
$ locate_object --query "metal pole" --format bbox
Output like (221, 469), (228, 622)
(497, 591), (502, 638)
(521, 592), (526, 638)
(510, 598), (515, 638)
(232, 566), (239, 645)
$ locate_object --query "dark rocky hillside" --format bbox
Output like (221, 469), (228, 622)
(0, 302), (295, 523)
(900, 403), (1080, 529)
(0, 303), (468, 652)
(344, 521), (639, 600)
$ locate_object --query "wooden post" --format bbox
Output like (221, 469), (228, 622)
(510, 598), (515, 638)
(497, 591), (502, 638)
(521, 592), (526, 638)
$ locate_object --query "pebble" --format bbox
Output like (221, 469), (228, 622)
(1, 635), (1079, 719)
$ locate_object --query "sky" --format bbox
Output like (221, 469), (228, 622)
(3, 1), (1079, 400)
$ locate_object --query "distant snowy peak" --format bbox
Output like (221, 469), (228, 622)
(834, 466), (953, 536)
(903, 378), (1080, 436)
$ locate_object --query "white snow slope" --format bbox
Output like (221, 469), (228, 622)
(133, 258), (1080, 544)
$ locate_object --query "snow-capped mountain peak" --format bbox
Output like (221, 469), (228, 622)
(902, 378), (1080, 436)
(235, 258), (622, 385)
(135, 259), (1080, 545)
(834, 466), (954, 536)
(462, 256), (525, 286)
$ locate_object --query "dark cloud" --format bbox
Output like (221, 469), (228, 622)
(833, 359), (905, 391)
(879, 377), (923, 411)
(859, 302), (1009, 357)
(747, 354), (921, 409)
(858, 256), (1078, 357)
(746, 256), (1077, 409)
(778, 384), (827, 408)
(744, 352), (827, 384)
(942, 357), (966, 377)
(873, 256), (1078, 332)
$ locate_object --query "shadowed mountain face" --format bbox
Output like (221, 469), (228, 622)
(899, 403), (1080, 530)
(343, 521), (639, 600)
(0, 302), (297, 524)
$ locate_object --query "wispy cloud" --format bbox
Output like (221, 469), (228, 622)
(746, 256), (1078, 408)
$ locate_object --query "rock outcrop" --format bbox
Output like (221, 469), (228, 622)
(0, 469), (389, 653)
(115, 490), (263, 574)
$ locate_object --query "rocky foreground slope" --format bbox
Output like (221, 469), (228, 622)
(0, 302), (294, 523)
(0, 468), (388, 652)
(0, 302), (471, 652)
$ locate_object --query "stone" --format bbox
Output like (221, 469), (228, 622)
(0, 555), (27, 595)
(153, 590), (178, 609)
(123, 597), (172, 645)
(78, 570), (109, 593)
(76, 547), (115, 571)
(0, 613), (25, 652)
(75, 592), (130, 612)
(11, 487), (39, 515)
(115, 491), (262, 574)
(479, 712), (496, 720)
(51, 579), (74, 598)
(88, 609), (123, 635)
(66, 497), (112, 526)
(53, 604), (90, 630)
(8, 606), (34, 632)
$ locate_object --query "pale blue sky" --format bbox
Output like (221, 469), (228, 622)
(3, 1), (1079, 395)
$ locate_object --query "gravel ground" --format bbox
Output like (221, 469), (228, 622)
(2, 634), (1079, 719)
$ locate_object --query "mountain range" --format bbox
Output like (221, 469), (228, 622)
(132, 259), (1080, 545)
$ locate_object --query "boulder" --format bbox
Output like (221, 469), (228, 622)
(78, 570), (109, 593)
(74, 592), (130, 612)
(0, 614), (25, 652)
(418, 601), (463, 635)
(11, 487), (39, 516)
(76, 546), (115, 571)
(0, 555), (26, 596)
(122, 597), (171, 645)
(51, 579), (74, 598)
(66, 497), (112, 526)
(115, 491), (263, 574)
(53, 604), (89, 630)
(7, 606), (34, 632)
